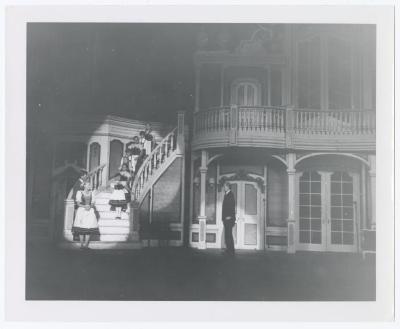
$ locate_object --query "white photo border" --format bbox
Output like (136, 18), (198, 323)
(4, 3), (395, 323)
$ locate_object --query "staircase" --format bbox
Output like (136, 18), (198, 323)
(132, 127), (179, 203)
(60, 112), (185, 249)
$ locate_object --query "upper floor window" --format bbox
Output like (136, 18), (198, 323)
(231, 80), (261, 106)
(297, 33), (358, 110)
(298, 36), (321, 109)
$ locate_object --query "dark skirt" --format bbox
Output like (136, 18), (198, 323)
(71, 227), (100, 235)
(109, 199), (128, 211)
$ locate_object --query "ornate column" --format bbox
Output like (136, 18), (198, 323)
(287, 153), (296, 253)
(361, 164), (367, 229)
(229, 105), (238, 145)
(368, 155), (376, 229)
(97, 136), (110, 185)
(285, 106), (295, 148)
(195, 64), (201, 112)
(220, 64), (225, 107)
(197, 150), (208, 249)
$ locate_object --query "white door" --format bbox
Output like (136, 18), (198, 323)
(224, 181), (262, 250)
(297, 171), (358, 252)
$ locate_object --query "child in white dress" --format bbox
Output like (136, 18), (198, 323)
(72, 182), (99, 249)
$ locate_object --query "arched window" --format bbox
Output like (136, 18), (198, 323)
(109, 139), (124, 178)
(231, 80), (261, 106)
(88, 142), (101, 172)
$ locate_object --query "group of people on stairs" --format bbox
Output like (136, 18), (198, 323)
(109, 124), (154, 220)
(70, 124), (155, 249)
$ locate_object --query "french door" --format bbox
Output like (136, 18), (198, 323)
(297, 171), (359, 252)
(223, 181), (262, 250)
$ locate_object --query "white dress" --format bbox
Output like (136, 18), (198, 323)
(144, 139), (152, 156)
(72, 190), (99, 234)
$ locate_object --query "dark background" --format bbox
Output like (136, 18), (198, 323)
(27, 23), (201, 123)
(27, 23), (271, 123)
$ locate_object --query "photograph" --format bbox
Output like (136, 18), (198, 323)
(25, 22), (378, 302)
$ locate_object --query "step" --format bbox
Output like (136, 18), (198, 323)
(98, 211), (130, 220)
(95, 204), (131, 212)
(59, 241), (142, 250)
(94, 197), (114, 205)
(99, 226), (130, 235)
(98, 218), (130, 227)
(98, 234), (131, 242)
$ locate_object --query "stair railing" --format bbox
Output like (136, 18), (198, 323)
(87, 163), (107, 191)
(131, 127), (177, 201)
(65, 163), (106, 199)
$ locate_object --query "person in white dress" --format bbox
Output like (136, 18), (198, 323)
(72, 182), (99, 249)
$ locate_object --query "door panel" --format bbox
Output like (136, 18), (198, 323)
(244, 223), (258, 245)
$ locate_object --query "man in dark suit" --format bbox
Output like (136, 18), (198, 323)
(222, 182), (236, 256)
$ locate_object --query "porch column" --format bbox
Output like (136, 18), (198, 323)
(361, 164), (367, 229)
(287, 153), (296, 254)
(368, 155), (376, 229)
(197, 150), (208, 249)
(195, 64), (201, 112)
(98, 137), (110, 185)
(220, 64), (225, 106)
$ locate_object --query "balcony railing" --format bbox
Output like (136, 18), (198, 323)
(193, 106), (376, 151)
(293, 109), (376, 135)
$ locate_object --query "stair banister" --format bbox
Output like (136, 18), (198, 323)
(131, 127), (178, 202)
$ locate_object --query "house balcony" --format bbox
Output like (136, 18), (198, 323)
(192, 106), (376, 152)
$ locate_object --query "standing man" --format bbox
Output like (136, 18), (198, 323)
(222, 182), (236, 256)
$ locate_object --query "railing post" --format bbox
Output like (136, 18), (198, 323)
(176, 111), (185, 156)
(229, 105), (238, 145)
(63, 199), (75, 242)
(285, 106), (295, 148)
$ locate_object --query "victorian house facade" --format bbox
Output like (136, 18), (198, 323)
(28, 24), (376, 255)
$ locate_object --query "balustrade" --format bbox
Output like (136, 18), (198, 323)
(293, 109), (375, 135)
(87, 164), (106, 191)
(193, 106), (375, 148)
